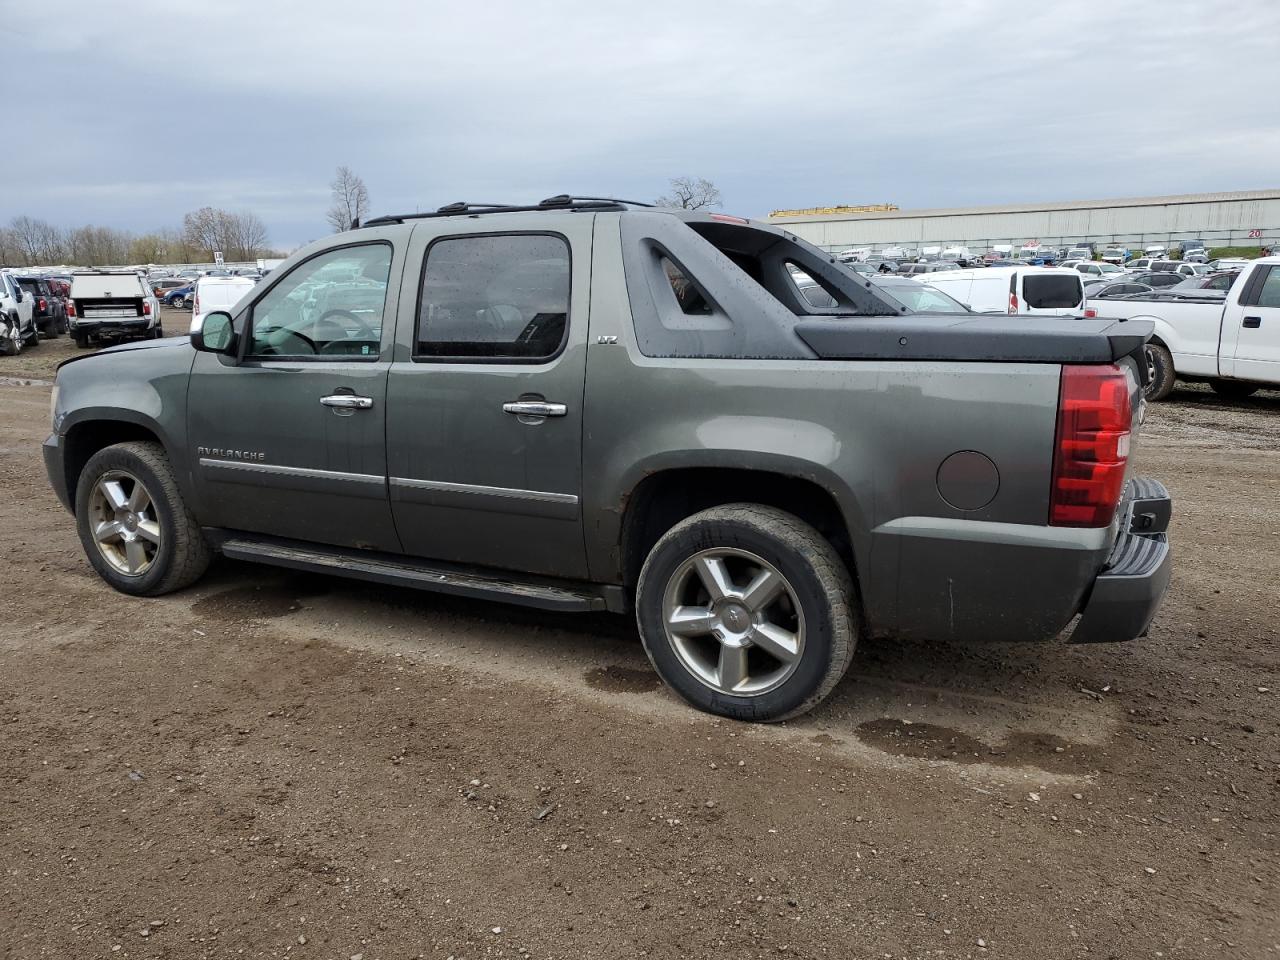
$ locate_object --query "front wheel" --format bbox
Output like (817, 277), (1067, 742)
(1143, 343), (1176, 401)
(74, 441), (211, 596)
(1210, 379), (1260, 400)
(636, 504), (857, 722)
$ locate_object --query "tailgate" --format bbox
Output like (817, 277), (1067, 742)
(77, 297), (144, 319)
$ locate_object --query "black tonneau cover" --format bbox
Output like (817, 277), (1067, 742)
(794, 314), (1153, 364)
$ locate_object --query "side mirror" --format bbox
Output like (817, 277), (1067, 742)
(191, 310), (236, 355)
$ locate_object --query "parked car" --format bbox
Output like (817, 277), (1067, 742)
(149, 277), (190, 299)
(1064, 247), (1094, 262)
(192, 276), (255, 331)
(918, 261), (961, 274)
(1125, 271), (1186, 290)
(1210, 257), (1251, 273)
(1086, 280), (1155, 299)
(66, 271), (163, 347)
(1, 271), (39, 354)
(1163, 271), (1239, 293)
(164, 284), (195, 307)
(914, 266), (1087, 316)
(1149, 261), (1204, 278)
(1126, 257), (1158, 271)
(1063, 261), (1126, 281)
(1087, 256), (1280, 399)
(15, 276), (68, 338)
(1100, 248), (1128, 264)
(41, 198), (1171, 722)
(793, 271), (970, 314)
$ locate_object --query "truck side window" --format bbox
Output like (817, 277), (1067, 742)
(1255, 267), (1280, 308)
(247, 243), (391, 359)
(416, 233), (570, 360)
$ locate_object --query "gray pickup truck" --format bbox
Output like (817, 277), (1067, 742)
(43, 197), (1173, 721)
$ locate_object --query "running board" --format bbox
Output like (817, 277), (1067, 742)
(212, 533), (623, 613)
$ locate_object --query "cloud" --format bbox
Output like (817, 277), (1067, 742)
(2, 0), (1277, 248)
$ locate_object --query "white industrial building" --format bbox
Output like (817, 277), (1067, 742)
(766, 190), (1280, 256)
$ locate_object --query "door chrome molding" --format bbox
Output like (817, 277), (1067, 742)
(390, 476), (578, 505)
(199, 458), (384, 484)
(390, 476), (579, 521)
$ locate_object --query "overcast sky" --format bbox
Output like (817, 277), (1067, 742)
(4, 0), (1278, 250)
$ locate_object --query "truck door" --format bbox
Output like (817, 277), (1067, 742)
(1222, 264), (1280, 385)
(187, 235), (405, 551)
(384, 218), (591, 579)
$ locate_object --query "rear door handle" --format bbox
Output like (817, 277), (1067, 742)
(503, 401), (567, 418)
(320, 395), (374, 409)
(1243, 315), (1262, 328)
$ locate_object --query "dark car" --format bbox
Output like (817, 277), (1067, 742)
(1164, 271), (1239, 293)
(149, 277), (190, 299)
(1125, 271), (1184, 289)
(164, 284), (195, 307)
(1086, 280), (1155, 299)
(41, 198), (1171, 724)
(15, 276), (68, 338)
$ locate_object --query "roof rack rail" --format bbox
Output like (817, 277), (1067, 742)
(537, 194), (654, 208)
(359, 194), (647, 228)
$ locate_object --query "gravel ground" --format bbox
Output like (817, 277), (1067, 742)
(0, 344), (1276, 960)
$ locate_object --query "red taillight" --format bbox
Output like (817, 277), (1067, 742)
(143, 300), (152, 316)
(38, 297), (47, 311)
(1084, 307), (1098, 318)
(193, 295), (199, 314)
(66, 300), (76, 317)
(1050, 364), (1131, 528)
(708, 213), (751, 224)
(1008, 291), (1019, 314)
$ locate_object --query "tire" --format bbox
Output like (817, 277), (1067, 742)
(636, 504), (856, 722)
(74, 441), (211, 597)
(1, 327), (17, 356)
(73, 332), (90, 349)
(1210, 379), (1260, 400)
(1143, 343), (1176, 401)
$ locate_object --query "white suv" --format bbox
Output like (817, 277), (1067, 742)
(1, 271), (38, 355)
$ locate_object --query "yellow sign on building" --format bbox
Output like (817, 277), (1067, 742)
(769, 203), (899, 218)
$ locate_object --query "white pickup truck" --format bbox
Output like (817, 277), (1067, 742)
(1091, 257), (1280, 399)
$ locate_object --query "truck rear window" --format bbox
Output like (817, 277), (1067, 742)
(1022, 275), (1081, 309)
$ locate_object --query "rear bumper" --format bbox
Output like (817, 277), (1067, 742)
(70, 318), (152, 337)
(1069, 478), (1173, 644)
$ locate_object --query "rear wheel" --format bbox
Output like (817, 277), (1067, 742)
(1143, 343), (1176, 401)
(1210, 379), (1260, 400)
(73, 331), (90, 349)
(636, 504), (857, 722)
(74, 441), (211, 596)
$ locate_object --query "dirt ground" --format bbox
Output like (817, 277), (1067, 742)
(1, 328), (1277, 959)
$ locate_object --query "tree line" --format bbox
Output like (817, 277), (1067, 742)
(0, 208), (283, 267)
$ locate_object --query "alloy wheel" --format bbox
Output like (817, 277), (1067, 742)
(87, 470), (161, 576)
(661, 548), (805, 696)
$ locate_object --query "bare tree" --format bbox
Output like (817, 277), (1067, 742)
(8, 216), (66, 264)
(225, 211), (269, 260)
(326, 165), (370, 232)
(655, 176), (722, 210)
(65, 225), (131, 266)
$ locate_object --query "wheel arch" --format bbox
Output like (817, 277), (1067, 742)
(618, 465), (862, 596)
(61, 412), (170, 516)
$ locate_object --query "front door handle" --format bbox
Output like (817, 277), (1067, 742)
(320, 395), (374, 409)
(1243, 315), (1262, 328)
(503, 401), (567, 418)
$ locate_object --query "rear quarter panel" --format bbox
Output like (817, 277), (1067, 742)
(584, 216), (1101, 642)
